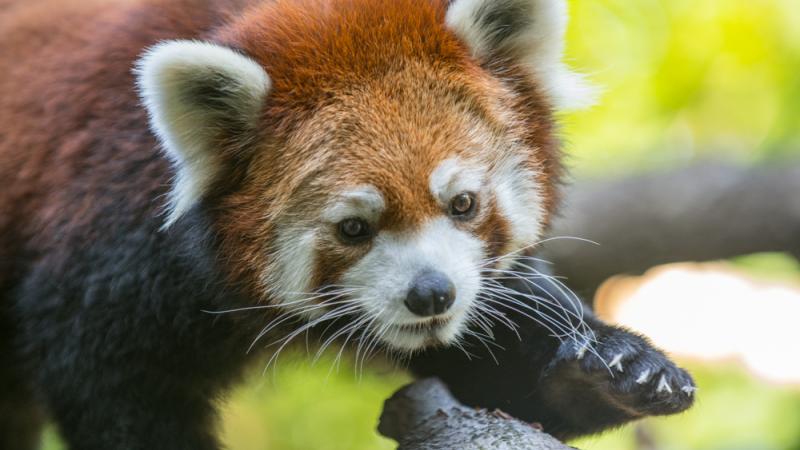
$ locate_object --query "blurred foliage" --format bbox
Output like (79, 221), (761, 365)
(731, 252), (800, 283)
(564, 0), (800, 176)
(39, 0), (800, 449)
(218, 354), (408, 450)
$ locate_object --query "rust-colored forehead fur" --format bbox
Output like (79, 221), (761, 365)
(278, 64), (514, 230)
(214, 0), (560, 291)
(221, 0), (467, 116)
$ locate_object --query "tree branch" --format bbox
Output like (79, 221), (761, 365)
(543, 161), (800, 296)
(378, 378), (574, 450)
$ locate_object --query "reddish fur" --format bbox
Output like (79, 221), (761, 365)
(0, 0), (242, 286)
(212, 0), (560, 294)
(0, 0), (560, 302)
(0, 7), (697, 442)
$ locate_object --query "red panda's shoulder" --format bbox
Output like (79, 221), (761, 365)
(0, 0), (242, 247)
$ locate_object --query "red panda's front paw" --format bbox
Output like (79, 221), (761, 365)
(549, 327), (696, 417)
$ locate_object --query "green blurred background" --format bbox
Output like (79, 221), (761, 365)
(41, 0), (800, 448)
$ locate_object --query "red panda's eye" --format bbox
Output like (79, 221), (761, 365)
(449, 193), (477, 219)
(337, 218), (372, 244)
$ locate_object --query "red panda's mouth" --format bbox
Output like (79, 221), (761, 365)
(377, 311), (468, 351)
(391, 317), (450, 334)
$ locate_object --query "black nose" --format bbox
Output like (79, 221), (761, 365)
(404, 271), (456, 317)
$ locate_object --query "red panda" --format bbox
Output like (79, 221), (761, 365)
(0, 0), (694, 448)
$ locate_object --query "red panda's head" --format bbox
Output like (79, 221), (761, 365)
(135, 0), (593, 352)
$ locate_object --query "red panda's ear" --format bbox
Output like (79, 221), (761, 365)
(134, 40), (270, 228)
(445, 0), (596, 110)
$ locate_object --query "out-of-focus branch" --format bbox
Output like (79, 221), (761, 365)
(542, 161), (800, 296)
(378, 378), (572, 450)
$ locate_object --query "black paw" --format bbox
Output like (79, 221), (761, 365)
(550, 327), (696, 417)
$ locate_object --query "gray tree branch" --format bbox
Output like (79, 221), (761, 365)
(543, 161), (800, 296)
(378, 378), (573, 450)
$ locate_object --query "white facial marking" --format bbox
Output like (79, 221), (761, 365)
(322, 185), (385, 224)
(265, 186), (384, 313)
(265, 227), (317, 308)
(491, 153), (545, 260)
(341, 218), (485, 352)
(429, 158), (486, 204)
(445, 0), (596, 110)
(135, 40), (270, 227)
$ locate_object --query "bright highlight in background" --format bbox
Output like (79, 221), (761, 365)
(596, 262), (800, 385)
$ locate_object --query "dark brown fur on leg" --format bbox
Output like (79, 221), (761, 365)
(0, 395), (44, 450)
(0, 322), (45, 450)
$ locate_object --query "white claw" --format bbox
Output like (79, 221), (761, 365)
(681, 385), (697, 396)
(608, 353), (624, 372)
(636, 369), (651, 384)
(656, 375), (673, 394)
(576, 342), (589, 360)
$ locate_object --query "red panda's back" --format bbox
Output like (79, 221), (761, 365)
(0, 0), (236, 284)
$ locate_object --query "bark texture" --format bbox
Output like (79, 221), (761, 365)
(378, 378), (574, 450)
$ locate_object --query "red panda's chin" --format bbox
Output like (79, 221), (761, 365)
(379, 313), (468, 352)
(383, 328), (448, 352)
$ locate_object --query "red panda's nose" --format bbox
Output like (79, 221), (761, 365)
(404, 271), (456, 317)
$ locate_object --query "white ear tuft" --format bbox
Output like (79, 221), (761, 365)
(446, 0), (596, 110)
(135, 40), (270, 227)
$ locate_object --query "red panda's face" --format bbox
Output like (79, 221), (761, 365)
(136, 0), (592, 352)
(253, 66), (549, 350)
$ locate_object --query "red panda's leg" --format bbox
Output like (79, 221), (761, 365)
(48, 387), (222, 450)
(0, 315), (44, 450)
(12, 211), (256, 450)
(25, 300), (229, 450)
(530, 319), (696, 438)
(0, 386), (43, 450)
